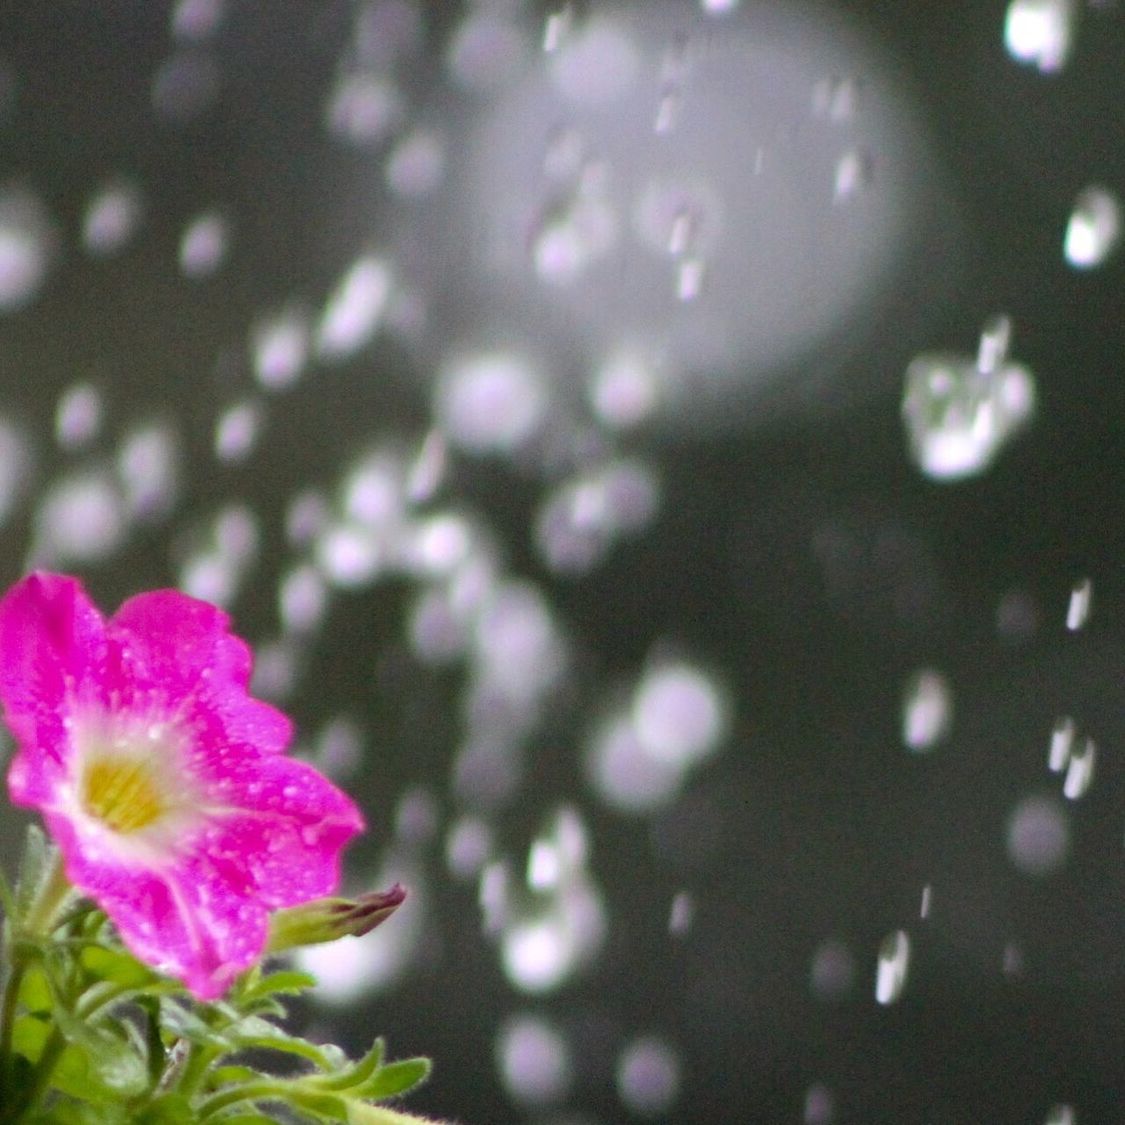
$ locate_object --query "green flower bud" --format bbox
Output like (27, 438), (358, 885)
(267, 884), (406, 953)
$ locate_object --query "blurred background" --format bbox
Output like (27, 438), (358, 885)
(0, 1), (1123, 1121)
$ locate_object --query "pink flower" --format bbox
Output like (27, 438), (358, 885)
(0, 572), (364, 1000)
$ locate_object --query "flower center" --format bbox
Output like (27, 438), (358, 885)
(81, 754), (169, 834)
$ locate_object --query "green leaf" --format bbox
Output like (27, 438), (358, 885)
(17, 964), (53, 1014)
(11, 1013), (50, 1063)
(240, 968), (317, 1003)
(134, 1093), (196, 1123)
(345, 1105), (441, 1125)
(224, 1014), (339, 1069)
(358, 1058), (431, 1101)
(50, 1005), (149, 1097)
(80, 943), (157, 987)
(158, 999), (233, 1050)
(206, 1064), (265, 1087)
(309, 1039), (384, 1092)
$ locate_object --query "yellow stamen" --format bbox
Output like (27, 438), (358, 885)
(81, 755), (168, 834)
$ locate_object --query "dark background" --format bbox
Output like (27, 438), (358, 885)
(0, 2), (1123, 1123)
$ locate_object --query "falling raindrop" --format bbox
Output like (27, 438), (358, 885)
(668, 890), (694, 938)
(54, 382), (103, 451)
(33, 470), (127, 565)
(496, 1015), (573, 1107)
(81, 179), (144, 257)
(213, 399), (263, 463)
(1007, 794), (1069, 875)
(1048, 716), (1076, 773)
(803, 1083), (835, 1125)
(115, 421), (179, 520)
(874, 929), (910, 1005)
(1065, 577), (1092, 631)
(0, 186), (56, 311)
(385, 128), (446, 198)
(1061, 736), (1095, 800)
(616, 1035), (681, 1118)
(810, 939), (856, 1001)
(151, 49), (221, 124)
(1063, 186), (1120, 269)
(178, 210), (230, 279)
(325, 69), (403, 148)
(920, 884), (932, 919)
(436, 351), (548, 455)
(901, 668), (953, 752)
(1045, 1106), (1076, 1125)
(1004, 0), (1075, 74)
(171, 0), (224, 40)
(316, 255), (392, 360)
(902, 314), (1035, 481)
(252, 309), (310, 391)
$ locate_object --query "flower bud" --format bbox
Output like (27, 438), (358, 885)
(267, 884), (406, 953)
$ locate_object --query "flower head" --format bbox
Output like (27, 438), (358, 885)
(0, 572), (365, 999)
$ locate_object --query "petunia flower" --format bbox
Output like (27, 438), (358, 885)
(0, 572), (365, 1000)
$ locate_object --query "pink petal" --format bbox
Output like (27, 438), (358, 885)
(45, 811), (268, 1000)
(0, 573), (108, 807)
(109, 590), (293, 755)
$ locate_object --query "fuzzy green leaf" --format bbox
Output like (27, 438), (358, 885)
(357, 1058), (431, 1101)
(11, 1012), (50, 1063)
(16, 964), (52, 1014)
(308, 1039), (384, 1092)
(80, 944), (157, 987)
(224, 1014), (339, 1069)
(240, 968), (317, 1004)
(345, 1105), (442, 1125)
(50, 1006), (149, 1097)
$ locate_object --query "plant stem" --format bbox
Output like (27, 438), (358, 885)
(23, 852), (72, 938)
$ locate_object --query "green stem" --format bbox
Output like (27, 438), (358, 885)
(0, 957), (26, 1112)
(23, 852), (72, 938)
